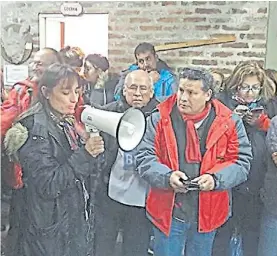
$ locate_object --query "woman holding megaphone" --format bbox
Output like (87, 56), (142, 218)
(4, 63), (105, 256)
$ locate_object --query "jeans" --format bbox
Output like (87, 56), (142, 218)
(258, 208), (277, 256)
(153, 218), (216, 256)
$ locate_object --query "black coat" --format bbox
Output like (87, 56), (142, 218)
(261, 116), (277, 216)
(217, 91), (267, 196)
(6, 108), (103, 256)
(83, 78), (118, 106)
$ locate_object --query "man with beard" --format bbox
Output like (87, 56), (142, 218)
(114, 42), (177, 100)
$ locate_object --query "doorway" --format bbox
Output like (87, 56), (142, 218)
(38, 13), (109, 57)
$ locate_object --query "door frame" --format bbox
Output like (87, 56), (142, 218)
(265, 1), (277, 70)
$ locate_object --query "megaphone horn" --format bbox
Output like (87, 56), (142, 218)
(80, 106), (146, 152)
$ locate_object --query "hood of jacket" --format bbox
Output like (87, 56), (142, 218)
(4, 122), (29, 161)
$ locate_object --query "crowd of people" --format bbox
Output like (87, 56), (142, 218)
(1, 42), (277, 256)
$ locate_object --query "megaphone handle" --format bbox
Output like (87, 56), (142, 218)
(85, 124), (100, 137)
(90, 131), (100, 137)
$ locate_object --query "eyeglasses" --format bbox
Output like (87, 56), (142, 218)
(238, 84), (262, 92)
(126, 85), (149, 94)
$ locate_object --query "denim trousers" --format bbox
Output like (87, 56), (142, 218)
(153, 218), (216, 256)
(258, 208), (277, 256)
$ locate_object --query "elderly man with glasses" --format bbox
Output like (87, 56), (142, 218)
(94, 69), (161, 256)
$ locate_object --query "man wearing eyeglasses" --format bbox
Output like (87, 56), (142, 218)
(94, 69), (160, 256)
(136, 67), (252, 256)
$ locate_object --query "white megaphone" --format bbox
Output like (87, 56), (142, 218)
(81, 106), (146, 152)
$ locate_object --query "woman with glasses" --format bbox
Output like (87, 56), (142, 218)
(213, 61), (276, 256)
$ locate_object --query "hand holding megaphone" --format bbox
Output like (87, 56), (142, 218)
(81, 105), (146, 152)
(85, 135), (105, 158)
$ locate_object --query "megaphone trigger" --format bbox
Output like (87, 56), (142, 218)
(85, 124), (100, 137)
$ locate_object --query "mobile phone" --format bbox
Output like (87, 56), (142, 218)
(250, 107), (264, 114)
(179, 178), (200, 191)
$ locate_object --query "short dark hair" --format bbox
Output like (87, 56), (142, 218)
(43, 47), (63, 64)
(179, 67), (214, 94)
(134, 42), (156, 57)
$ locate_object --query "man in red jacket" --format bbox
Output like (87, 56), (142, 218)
(136, 68), (252, 256)
(1, 47), (62, 138)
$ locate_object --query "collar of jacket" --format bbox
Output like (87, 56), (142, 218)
(157, 94), (232, 119)
(117, 96), (159, 116)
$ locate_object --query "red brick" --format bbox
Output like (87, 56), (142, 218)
(211, 52), (234, 57)
(252, 43), (266, 49)
(183, 17), (206, 22)
(192, 59), (218, 65)
(168, 10), (183, 15)
(222, 25), (250, 31)
(246, 34), (266, 40)
(210, 18), (231, 23)
(216, 68), (233, 75)
(115, 10), (140, 16)
(157, 17), (178, 23)
(257, 8), (267, 14)
(162, 26), (180, 31)
(230, 8), (247, 14)
(211, 33), (235, 38)
(237, 51), (265, 58)
(108, 49), (126, 55)
(195, 8), (221, 14)
(162, 1), (177, 6)
(109, 33), (125, 39)
(192, 1), (207, 5)
(195, 25), (211, 30)
(179, 51), (203, 57)
(224, 43), (249, 48)
(210, 1), (226, 5)
(140, 25), (162, 31)
(129, 18), (152, 23)
(113, 57), (133, 63)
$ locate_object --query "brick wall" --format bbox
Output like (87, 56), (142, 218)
(1, 1), (269, 75)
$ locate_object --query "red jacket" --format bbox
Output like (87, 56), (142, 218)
(1, 79), (38, 138)
(136, 95), (252, 235)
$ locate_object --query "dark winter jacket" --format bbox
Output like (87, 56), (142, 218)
(83, 78), (118, 106)
(4, 106), (103, 256)
(261, 116), (277, 216)
(217, 91), (268, 196)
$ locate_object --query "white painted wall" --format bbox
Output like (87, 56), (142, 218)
(39, 14), (109, 57)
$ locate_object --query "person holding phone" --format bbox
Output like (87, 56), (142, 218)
(214, 61), (276, 256)
(136, 68), (252, 256)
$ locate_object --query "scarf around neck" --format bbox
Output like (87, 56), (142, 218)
(182, 103), (211, 163)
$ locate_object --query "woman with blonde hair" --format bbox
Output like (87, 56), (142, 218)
(214, 61), (275, 256)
